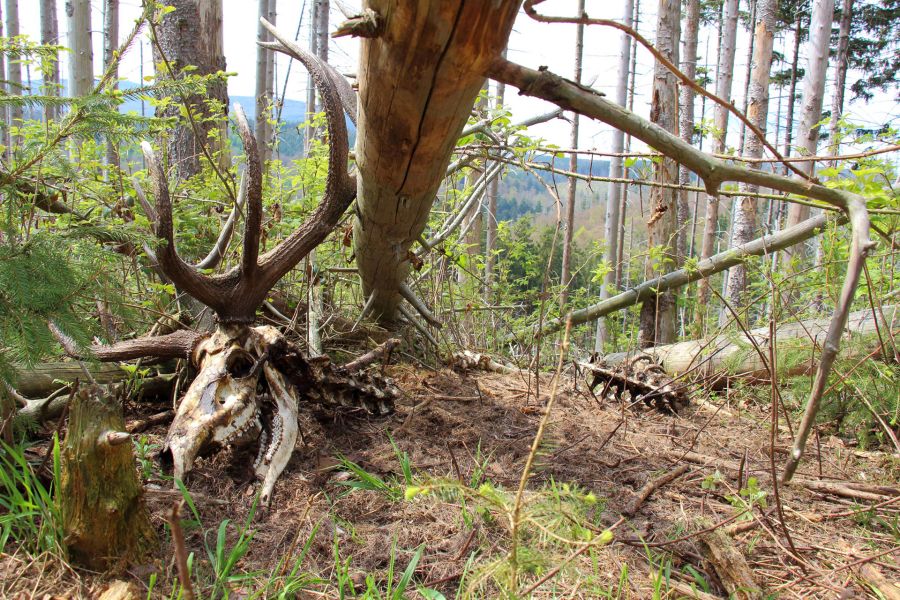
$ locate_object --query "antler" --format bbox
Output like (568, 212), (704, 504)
(136, 34), (356, 326)
(60, 28), (357, 363)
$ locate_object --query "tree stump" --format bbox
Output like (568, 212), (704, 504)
(59, 384), (156, 570)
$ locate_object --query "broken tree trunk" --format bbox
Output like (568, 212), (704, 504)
(353, 1), (520, 323)
(59, 385), (156, 570)
(603, 305), (898, 383)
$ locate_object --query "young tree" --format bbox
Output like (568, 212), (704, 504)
(559, 0), (585, 309)
(596, 0), (635, 350)
(723, 0), (777, 309)
(40, 0), (60, 121)
(781, 0), (835, 268)
(152, 0), (227, 179)
(696, 0), (738, 331)
(638, 0), (681, 347)
(66, 0), (93, 98)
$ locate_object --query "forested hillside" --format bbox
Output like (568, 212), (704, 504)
(0, 1), (898, 598)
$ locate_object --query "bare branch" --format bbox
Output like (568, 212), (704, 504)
(399, 283), (442, 328)
(487, 59), (874, 481)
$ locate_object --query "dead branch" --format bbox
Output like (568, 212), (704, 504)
(340, 338), (401, 373)
(488, 58), (875, 481)
(622, 464), (689, 516)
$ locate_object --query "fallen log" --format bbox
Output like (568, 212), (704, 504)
(11, 362), (176, 398)
(603, 305), (897, 383)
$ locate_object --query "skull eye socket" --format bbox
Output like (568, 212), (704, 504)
(225, 349), (256, 379)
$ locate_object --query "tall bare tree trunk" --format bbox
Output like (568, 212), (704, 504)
(40, 0), (60, 122)
(723, 0), (776, 310)
(638, 0), (680, 347)
(696, 0), (738, 333)
(782, 10), (804, 171)
(104, 0), (119, 168)
(255, 0), (275, 164)
(152, 0), (227, 180)
(559, 0), (585, 310)
(736, 0), (757, 154)
(307, 0), (327, 355)
(460, 91), (488, 287)
(353, 2), (520, 323)
(676, 0), (700, 266)
(485, 76), (505, 298)
(66, 0), (93, 98)
(828, 0), (853, 156)
(5, 0), (21, 148)
(616, 0), (641, 293)
(304, 0), (319, 153)
(596, 0), (635, 351)
(780, 0), (834, 269)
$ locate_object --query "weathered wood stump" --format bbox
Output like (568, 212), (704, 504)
(59, 384), (156, 570)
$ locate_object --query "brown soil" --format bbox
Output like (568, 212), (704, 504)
(3, 363), (899, 599)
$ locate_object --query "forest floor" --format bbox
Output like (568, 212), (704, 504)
(2, 361), (899, 599)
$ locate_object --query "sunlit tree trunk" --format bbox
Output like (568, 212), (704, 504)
(153, 0), (227, 179)
(638, 0), (680, 347)
(676, 0), (700, 266)
(104, 0), (119, 168)
(781, 0), (834, 269)
(66, 0), (93, 98)
(736, 0), (757, 155)
(696, 0), (738, 334)
(559, 0), (585, 310)
(828, 0), (853, 156)
(255, 0), (275, 164)
(5, 0), (21, 149)
(484, 76), (505, 298)
(596, 0), (635, 351)
(40, 0), (60, 122)
(723, 0), (776, 310)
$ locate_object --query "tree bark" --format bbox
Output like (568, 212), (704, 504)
(484, 76), (505, 297)
(781, 0), (834, 268)
(828, 0), (853, 157)
(723, 0), (776, 309)
(353, 1), (520, 323)
(676, 0), (700, 267)
(638, 0), (680, 347)
(104, 0), (120, 168)
(255, 0), (275, 165)
(40, 0), (60, 122)
(59, 385), (156, 570)
(696, 0), (738, 332)
(66, 0), (93, 98)
(596, 0), (635, 351)
(153, 0), (228, 180)
(559, 0), (585, 310)
(5, 0), (21, 147)
(782, 10), (804, 173)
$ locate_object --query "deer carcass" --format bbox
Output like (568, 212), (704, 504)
(55, 26), (398, 504)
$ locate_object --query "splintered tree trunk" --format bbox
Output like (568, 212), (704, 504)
(638, 0), (680, 347)
(104, 0), (119, 168)
(595, 0), (634, 351)
(66, 0), (93, 98)
(353, 1), (520, 323)
(780, 0), (834, 268)
(59, 385), (156, 570)
(40, 0), (60, 122)
(153, 0), (228, 179)
(559, 0), (585, 310)
(696, 0), (738, 332)
(723, 0), (775, 310)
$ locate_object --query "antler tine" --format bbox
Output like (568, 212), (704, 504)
(254, 18), (357, 289)
(232, 104), (264, 276)
(140, 142), (225, 313)
(195, 170), (248, 271)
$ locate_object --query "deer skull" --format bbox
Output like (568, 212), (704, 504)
(160, 326), (299, 504)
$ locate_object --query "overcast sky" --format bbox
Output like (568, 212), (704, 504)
(17, 1), (900, 154)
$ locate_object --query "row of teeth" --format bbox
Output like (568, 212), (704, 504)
(223, 417), (261, 445)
